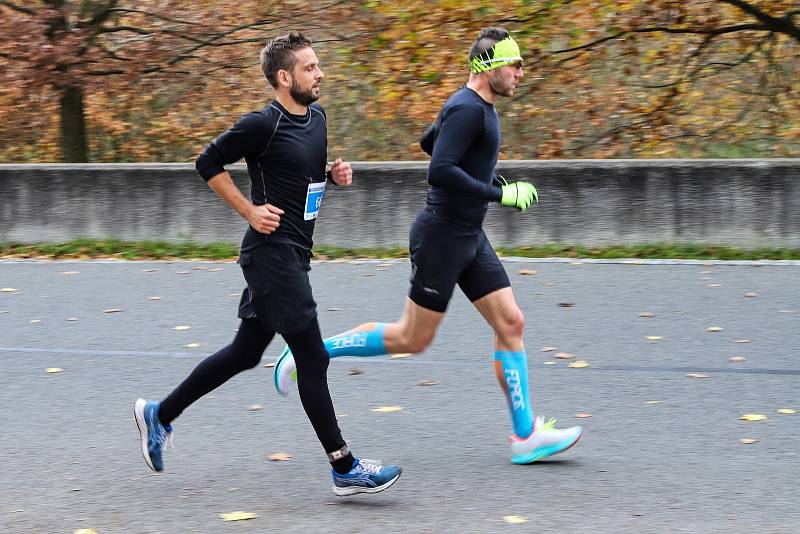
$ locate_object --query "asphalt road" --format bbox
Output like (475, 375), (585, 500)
(1, 259), (798, 533)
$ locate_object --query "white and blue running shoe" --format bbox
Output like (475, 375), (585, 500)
(331, 458), (402, 496)
(509, 416), (582, 464)
(134, 398), (174, 472)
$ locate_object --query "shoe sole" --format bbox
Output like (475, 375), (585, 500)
(512, 432), (583, 465)
(273, 348), (291, 397)
(133, 399), (159, 472)
(332, 471), (402, 497)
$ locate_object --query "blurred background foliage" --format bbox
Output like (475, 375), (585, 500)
(1, 0), (798, 162)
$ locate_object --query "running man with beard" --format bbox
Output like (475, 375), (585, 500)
(134, 31), (401, 496)
(274, 28), (583, 465)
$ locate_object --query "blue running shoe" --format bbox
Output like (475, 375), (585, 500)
(331, 458), (402, 496)
(134, 398), (174, 472)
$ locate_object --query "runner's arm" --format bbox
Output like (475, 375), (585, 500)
(428, 103), (502, 201)
(195, 112), (283, 233)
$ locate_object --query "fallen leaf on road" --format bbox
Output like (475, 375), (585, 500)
(247, 404), (263, 411)
(348, 369), (363, 375)
(177, 271), (190, 275)
(263, 362), (276, 368)
(143, 268), (159, 272)
(735, 339), (751, 344)
(103, 309), (122, 314)
(173, 325), (191, 331)
(744, 292), (758, 298)
(148, 296), (161, 301)
(646, 336), (663, 341)
(46, 368), (63, 374)
(686, 373), (709, 379)
(184, 343), (201, 348)
(502, 516), (529, 524)
(777, 409), (796, 415)
(729, 356), (746, 363)
(739, 438), (758, 445)
(268, 452), (291, 461)
(555, 352), (574, 359)
(639, 312), (656, 317)
(517, 269), (538, 275)
(30, 319), (41, 324)
(575, 413), (592, 418)
(219, 511), (257, 521)
(558, 302), (575, 307)
(2, 287), (18, 292)
(706, 326), (723, 332)
(707, 284), (722, 288)
(60, 271), (80, 275)
(372, 406), (403, 413)
(740, 414), (767, 422)
(541, 346), (556, 352)
(544, 361), (557, 365)
(646, 400), (663, 404)
(74, 529), (98, 534)
(568, 360), (590, 368)
(66, 317), (79, 321)
(389, 353), (412, 359)
(326, 307), (344, 311)
(417, 380), (440, 386)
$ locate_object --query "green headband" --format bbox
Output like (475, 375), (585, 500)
(469, 36), (522, 74)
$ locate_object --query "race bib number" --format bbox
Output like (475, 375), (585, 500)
(304, 181), (326, 221)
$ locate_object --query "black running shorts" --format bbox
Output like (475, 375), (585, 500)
(237, 244), (317, 335)
(408, 207), (511, 313)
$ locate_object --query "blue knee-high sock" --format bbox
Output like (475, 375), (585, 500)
(323, 323), (387, 358)
(494, 350), (534, 438)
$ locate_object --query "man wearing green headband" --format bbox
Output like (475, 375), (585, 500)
(274, 27), (583, 466)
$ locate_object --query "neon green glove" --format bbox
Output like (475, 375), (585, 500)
(500, 181), (539, 212)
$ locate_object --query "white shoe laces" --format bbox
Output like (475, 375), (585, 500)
(356, 459), (382, 475)
(164, 431), (175, 451)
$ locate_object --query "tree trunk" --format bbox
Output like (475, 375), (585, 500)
(59, 85), (88, 162)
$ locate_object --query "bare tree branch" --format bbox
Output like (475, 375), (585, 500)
(551, 24), (770, 55)
(718, 0), (800, 40)
(0, 0), (36, 15)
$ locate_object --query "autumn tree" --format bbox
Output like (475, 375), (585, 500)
(339, 0), (800, 159)
(1, 1), (798, 162)
(0, 0), (349, 162)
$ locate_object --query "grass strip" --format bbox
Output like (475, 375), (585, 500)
(0, 239), (798, 261)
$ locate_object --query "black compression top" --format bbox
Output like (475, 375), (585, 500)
(195, 100), (328, 252)
(426, 86), (504, 226)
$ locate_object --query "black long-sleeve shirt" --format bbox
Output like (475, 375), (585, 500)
(426, 86), (503, 226)
(196, 101), (328, 252)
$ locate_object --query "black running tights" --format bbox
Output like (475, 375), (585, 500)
(158, 316), (346, 454)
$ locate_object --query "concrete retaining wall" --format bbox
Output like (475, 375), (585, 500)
(1, 160), (798, 248)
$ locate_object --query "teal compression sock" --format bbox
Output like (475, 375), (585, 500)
(324, 323), (387, 358)
(494, 350), (534, 438)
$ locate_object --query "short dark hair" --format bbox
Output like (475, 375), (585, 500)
(468, 27), (510, 65)
(260, 31), (312, 88)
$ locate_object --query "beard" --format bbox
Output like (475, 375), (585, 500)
(488, 72), (514, 97)
(290, 79), (319, 106)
